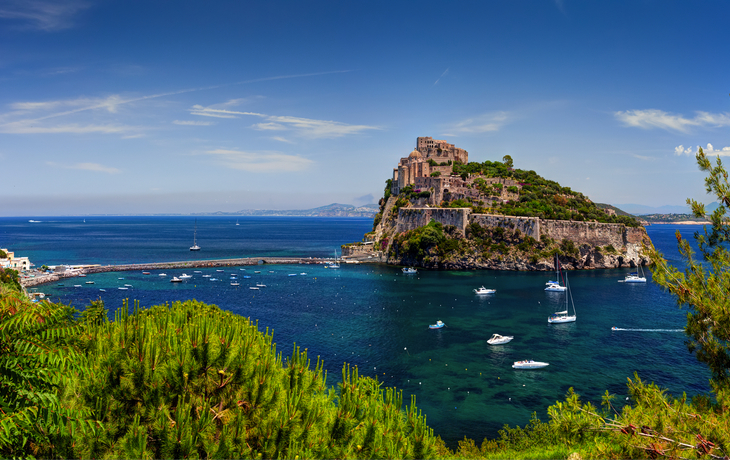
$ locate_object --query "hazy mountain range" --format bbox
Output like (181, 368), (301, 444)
(614, 203), (719, 215)
(193, 203), (379, 218)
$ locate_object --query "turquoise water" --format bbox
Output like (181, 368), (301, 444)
(1, 217), (711, 446)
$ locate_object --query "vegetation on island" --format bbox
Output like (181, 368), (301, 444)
(6, 149), (730, 459)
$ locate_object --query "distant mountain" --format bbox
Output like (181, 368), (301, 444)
(194, 203), (379, 218)
(613, 202), (719, 216)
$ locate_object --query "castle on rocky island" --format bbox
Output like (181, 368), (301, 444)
(392, 137), (520, 206)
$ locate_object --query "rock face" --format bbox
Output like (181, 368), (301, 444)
(363, 203), (651, 271)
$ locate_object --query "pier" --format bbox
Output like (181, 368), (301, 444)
(20, 256), (370, 288)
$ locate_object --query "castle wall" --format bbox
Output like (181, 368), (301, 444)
(396, 208), (471, 234)
(469, 214), (541, 238)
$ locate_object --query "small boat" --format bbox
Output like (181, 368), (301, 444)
(474, 286), (496, 295)
(210, 278), (217, 281)
(254, 271), (261, 274)
(99, 289), (106, 292)
(429, 320), (445, 329)
(202, 274), (211, 278)
(239, 268), (246, 271)
(194, 270), (202, 273)
(288, 273), (297, 276)
(118, 277), (124, 280)
(236, 219), (239, 226)
(402, 267), (417, 274)
(249, 286), (259, 290)
(624, 264), (647, 283)
(170, 277), (182, 283)
(230, 282), (240, 286)
(611, 326), (618, 331)
(143, 271), (150, 275)
(329, 249), (341, 269)
(118, 287), (128, 290)
(487, 333), (513, 345)
(190, 219), (201, 251)
(512, 360), (549, 369)
(545, 254), (568, 292)
(85, 281), (94, 284)
(78, 274), (86, 277)
(256, 284), (266, 288)
(180, 273), (192, 279)
(74, 285), (82, 288)
(243, 275), (251, 279)
(548, 272), (576, 324)
(159, 273), (167, 277)
(300, 272), (307, 275)
(216, 269), (224, 272)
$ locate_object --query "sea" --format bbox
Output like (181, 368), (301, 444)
(0, 216), (712, 447)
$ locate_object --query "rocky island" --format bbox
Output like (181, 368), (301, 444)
(343, 137), (651, 270)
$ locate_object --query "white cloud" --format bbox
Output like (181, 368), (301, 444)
(204, 149), (313, 172)
(0, 0), (91, 31)
(190, 104), (379, 139)
(271, 136), (295, 144)
(47, 161), (121, 174)
(674, 145), (694, 156)
(0, 121), (134, 134)
(173, 120), (214, 126)
(673, 143), (730, 156)
(443, 112), (511, 134)
(616, 109), (730, 133)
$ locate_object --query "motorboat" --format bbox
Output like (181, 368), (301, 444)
(487, 333), (513, 345)
(180, 273), (192, 279)
(402, 267), (417, 274)
(142, 272), (150, 275)
(512, 360), (549, 369)
(256, 284), (266, 288)
(548, 271), (576, 324)
(118, 287), (128, 290)
(190, 219), (201, 251)
(429, 320), (445, 329)
(74, 285), (82, 288)
(78, 274), (86, 277)
(288, 273), (297, 276)
(230, 282), (240, 286)
(170, 277), (182, 283)
(202, 274), (211, 278)
(624, 264), (647, 283)
(249, 286), (259, 290)
(474, 286), (496, 295)
(300, 272), (307, 275)
(159, 273), (167, 277)
(124, 284), (132, 287)
(85, 281), (94, 284)
(545, 254), (567, 292)
(99, 289), (106, 292)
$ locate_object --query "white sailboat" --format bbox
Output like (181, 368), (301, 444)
(236, 219), (240, 226)
(329, 249), (340, 269)
(545, 254), (567, 292)
(624, 263), (647, 283)
(190, 219), (201, 251)
(548, 271), (576, 324)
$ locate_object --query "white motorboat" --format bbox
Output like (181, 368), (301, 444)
(249, 286), (259, 290)
(180, 273), (192, 279)
(231, 282), (240, 286)
(85, 281), (94, 284)
(402, 267), (417, 274)
(256, 283), (266, 288)
(487, 333), (513, 345)
(548, 271), (576, 324)
(159, 273), (167, 277)
(474, 286), (496, 295)
(624, 264), (647, 283)
(429, 320), (445, 329)
(545, 254), (567, 292)
(170, 277), (182, 283)
(512, 360), (549, 369)
(190, 219), (201, 251)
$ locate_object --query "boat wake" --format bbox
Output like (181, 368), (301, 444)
(611, 327), (683, 332)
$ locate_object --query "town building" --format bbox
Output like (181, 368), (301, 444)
(0, 248), (31, 271)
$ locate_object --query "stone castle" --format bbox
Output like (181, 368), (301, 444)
(391, 137), (520, 206)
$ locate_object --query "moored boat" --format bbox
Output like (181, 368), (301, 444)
(429, 320), (445, 329)
(474, 286), (496, 295)
(512, 360), (549, 369)
(170, 277), (182, 283)
(487, 333), (513, 345)
(402, 267), (417, 274)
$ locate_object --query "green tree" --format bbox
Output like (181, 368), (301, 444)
(502, 154), (514, 168)
(647, 147), (730, 398)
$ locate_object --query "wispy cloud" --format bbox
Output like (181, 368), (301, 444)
(271, 136), (295, 144)
(675, 143), (730, 156)
(0, 0), (91, 31)
(204, 149), (313, 172)
(434, 68), (449, 86)
(1, 121), (134, 134)
(442, 111), (511, 135)
(190, 103), (379, 139)
(616, 109), (730, 133)
(173, 120), (214, 126)
(47, 161), (121, 174)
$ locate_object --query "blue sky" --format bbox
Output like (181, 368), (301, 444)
(1, 0), (729, 216)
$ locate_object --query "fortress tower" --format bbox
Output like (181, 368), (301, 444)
(391, 137), (468, 195)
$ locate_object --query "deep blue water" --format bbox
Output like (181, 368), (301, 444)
(0, 217), (712, 446)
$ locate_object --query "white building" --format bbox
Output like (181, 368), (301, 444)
(0, 248), (31, 271)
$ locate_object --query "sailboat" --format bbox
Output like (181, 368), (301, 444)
(236, 219), (240, 226)
(190, 219), (201, 251)
(624, 263), (647, 283)
(548, 271), (576, 323)
(329, 249), (340, 269)
(545, 254), (567, 292)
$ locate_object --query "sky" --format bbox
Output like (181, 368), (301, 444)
(1, 0), (729, 216)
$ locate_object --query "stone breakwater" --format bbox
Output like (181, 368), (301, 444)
(21, 257), (346, 288)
